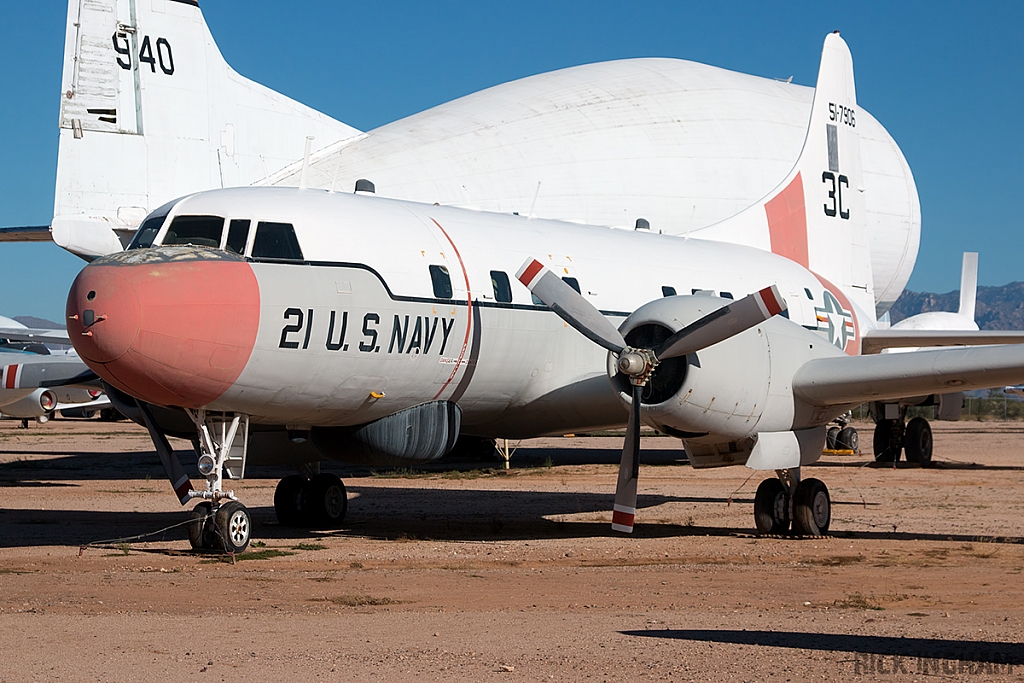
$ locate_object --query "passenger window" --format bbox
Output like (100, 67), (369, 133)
(662, 286), (676, 297)
(720, 291), (734, 299)
(490, 270), (512, 303)
(162, 215), (225, 248)
(252, 222), (303, 261)
(562, 277), (581, 294)
(128, 213), (168, 250)
(429, 265), (453, 299)
(225, 220), (250, 255)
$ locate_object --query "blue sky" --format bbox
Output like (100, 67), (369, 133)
(1, 1), (1021, 322)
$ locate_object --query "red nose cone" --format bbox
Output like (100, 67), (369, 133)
(68, 251), (260, 408)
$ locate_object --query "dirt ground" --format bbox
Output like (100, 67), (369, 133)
(1, 418), (1023, 682)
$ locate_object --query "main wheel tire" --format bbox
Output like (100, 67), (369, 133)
(872, 420), (902, 462)
(792, 478), (831, 536)
(188, 502), (213, 550)
(214, 501), (251, 553)
(274, 474), (309, 526)
(753, 478), (790, 535)
(903, 416), (933, 466)
(826, 426), (840, 450)
(836, 426), (858, 452)
(309, 473), (348, 528)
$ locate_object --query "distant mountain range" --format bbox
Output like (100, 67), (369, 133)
(13, 316), (63, 329)
(889, 282), (1024, 330)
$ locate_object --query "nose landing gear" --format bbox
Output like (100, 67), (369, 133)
(183, 410), (252, 553)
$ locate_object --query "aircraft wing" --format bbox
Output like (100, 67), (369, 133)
(0, 354), (98, 389)
(0, 327), (71, 344)
(861, 329), (1024, 354)
(0, 226), (52, 242)
(793, 344), (1024, 406)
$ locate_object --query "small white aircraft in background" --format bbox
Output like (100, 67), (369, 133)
(62, 31), (1024, 554)
(0, 315), (106, 423)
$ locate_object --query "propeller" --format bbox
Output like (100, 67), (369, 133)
(516, 258), (786, 532)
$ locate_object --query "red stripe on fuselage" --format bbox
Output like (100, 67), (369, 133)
(430, 218), (473, 401)
(4, 365), (17, 389)
(765, 173), (809, 268)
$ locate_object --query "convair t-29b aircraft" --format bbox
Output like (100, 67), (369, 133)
(65, 32), (1024, 553)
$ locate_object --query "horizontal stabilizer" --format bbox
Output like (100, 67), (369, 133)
(861, 329), (1024, 354)
(0, 226), (52, 242)
(794, 344), (1024, 406)
(0, 328), (71, 344)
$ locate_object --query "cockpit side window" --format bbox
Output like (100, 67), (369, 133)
(127, 212), (169, 250)
(225, 220), (251, 255)
(251, 222), (304, 261)
(162, 215), (225, 248)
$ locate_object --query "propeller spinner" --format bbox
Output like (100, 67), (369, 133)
(516, 258), (786, 533)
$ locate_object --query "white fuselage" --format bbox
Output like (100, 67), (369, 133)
(128, 187), (865, 437)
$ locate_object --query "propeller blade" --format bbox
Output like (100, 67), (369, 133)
(655, 285), (786, 360)
(517, 258), (626, 354)
(611, 384), (643, 533)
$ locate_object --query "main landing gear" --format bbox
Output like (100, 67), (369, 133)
(753, 468), (831, 536)
(184, 410), (253, 553)
(274, 472), (348, 528)
(872, 404), (933, 466)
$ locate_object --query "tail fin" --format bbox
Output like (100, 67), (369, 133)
(694, 32), (874, 324)
(53, 0), (361, 258)
(958, 252), (978, 321)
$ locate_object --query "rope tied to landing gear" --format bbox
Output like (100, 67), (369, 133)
(78, 511), (213, 557)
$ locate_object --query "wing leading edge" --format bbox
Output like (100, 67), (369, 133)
(793, 344), (1024, 406)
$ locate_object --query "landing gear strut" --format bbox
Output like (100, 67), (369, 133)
(184, 410), (252, 553)
(753, 468), (831, 536)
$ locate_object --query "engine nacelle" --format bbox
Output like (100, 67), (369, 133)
(1, 389), (58, 419)
(609, 296), (851, 467)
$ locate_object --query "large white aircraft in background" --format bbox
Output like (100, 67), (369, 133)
(5, 0), (1024, 552)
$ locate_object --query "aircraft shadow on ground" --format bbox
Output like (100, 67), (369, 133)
(814, 459), (1024, 471)
(621, 629), (1024, 665)
(3, 483), (1023, 548)
(3, 445), (1023, 547)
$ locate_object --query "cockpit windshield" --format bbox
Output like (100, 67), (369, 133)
(127, 210), (170, 250)
(161, 216), (225, 248)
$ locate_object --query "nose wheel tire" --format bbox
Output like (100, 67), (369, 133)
(791, 478), (830, 536)
(753, 478), (790, 535)
(214, 501), (251, 554)
(188, 502), (213, 550)
(903, 416), (933, 466)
